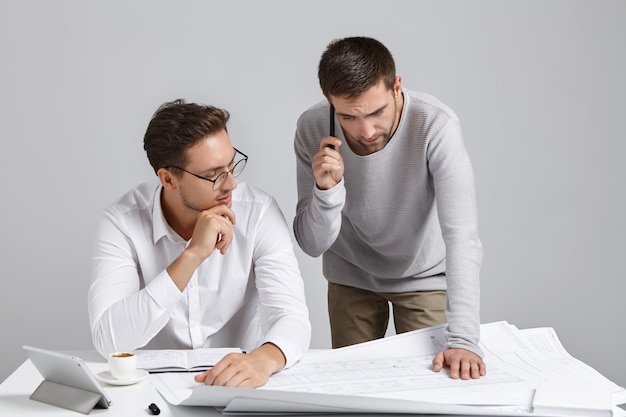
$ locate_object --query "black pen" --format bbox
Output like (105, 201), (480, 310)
(328, 104), (335, 149)
(148, 402), (160, 415)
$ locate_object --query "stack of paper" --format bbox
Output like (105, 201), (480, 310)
(148, 321), (626, 416)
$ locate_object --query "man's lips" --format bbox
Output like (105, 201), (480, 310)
(217, 194), (232, 205)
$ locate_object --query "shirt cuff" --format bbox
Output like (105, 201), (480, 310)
(262, 335), (306, 370)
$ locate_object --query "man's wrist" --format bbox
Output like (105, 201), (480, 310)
(250, 342), (286, 374)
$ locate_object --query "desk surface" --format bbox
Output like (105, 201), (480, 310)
(0, 351), (215, 417)
(0, 350), (458, 417)
(4, 350), (624, 417)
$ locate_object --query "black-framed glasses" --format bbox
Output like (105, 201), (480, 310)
(167, 148), (248, 190)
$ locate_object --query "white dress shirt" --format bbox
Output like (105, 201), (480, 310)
(88, 181), (311, 368)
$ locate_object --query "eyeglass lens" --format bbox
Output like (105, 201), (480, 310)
(212, 158), (247, 190)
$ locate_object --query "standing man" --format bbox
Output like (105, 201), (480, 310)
(89, 99), (311, 388)
(293, 37), (485, 380)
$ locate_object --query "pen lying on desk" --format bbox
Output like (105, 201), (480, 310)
(148, 403), (160, 415)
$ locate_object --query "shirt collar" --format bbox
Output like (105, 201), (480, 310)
(151, 184), (186, 245)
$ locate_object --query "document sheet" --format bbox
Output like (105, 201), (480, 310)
(149, 321), (626, 416)
(136, 347), (242, 372)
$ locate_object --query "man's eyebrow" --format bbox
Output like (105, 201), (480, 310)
(201, 149), (237, 174)
(336, 103), (388, 118)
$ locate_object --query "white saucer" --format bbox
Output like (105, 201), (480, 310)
(96, 369), (149, 386)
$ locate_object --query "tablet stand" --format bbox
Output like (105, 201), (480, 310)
(30, 379), (104, 414)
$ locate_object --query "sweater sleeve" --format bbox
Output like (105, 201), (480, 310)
(292, 106), (345, 257)
(428, 118), (484, 357)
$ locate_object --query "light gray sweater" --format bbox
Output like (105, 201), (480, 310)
(293, 89), (483, 356)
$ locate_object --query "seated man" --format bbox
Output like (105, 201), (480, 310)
(88, 99), (311, 388)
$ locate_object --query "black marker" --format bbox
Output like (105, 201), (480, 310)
(148, 403), (161, 415)
(328, 104), (336, 149)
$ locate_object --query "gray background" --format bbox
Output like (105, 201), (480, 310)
(1, 0), (624, 387)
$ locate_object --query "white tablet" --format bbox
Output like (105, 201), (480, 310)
(23, 345), (112, 410)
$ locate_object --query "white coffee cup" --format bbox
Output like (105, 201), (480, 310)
(108, 352), (137, 379)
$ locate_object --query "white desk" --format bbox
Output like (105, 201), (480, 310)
(0, 351), (218, 416)
(3, 350), (624, 417)
(0, 350), (458, 417)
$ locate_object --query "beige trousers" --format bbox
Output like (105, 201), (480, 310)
(327, 282), (447, 348)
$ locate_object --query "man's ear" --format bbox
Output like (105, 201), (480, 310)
(157, 167), (177, 190)
(393, 76), (403, 99)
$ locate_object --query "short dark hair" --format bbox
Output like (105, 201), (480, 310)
(143, 99), (230, 174)
(318, 37), (396, 99)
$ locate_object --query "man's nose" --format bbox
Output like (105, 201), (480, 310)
(358, 120), (377, 139)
